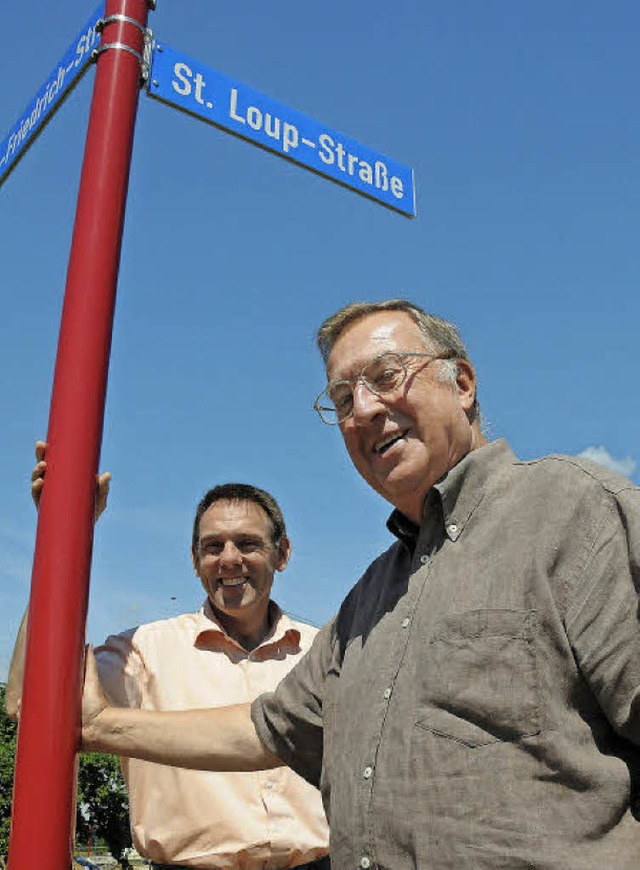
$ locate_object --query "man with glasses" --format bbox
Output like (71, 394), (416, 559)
(81, 299), (640, 869)
(8, 465), (329, 870)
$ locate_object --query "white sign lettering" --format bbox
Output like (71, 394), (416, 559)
(147, 44), (416, 217)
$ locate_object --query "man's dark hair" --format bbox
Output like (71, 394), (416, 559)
(191, 483), (286, 556)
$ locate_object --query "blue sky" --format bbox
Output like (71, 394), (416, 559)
(1, 0), (638, 679)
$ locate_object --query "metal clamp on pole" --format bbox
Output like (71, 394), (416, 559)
(90, 28), (154, 83)
(91, 42), (144, 65)
(95, 14), (148, 35)
(142, 29), (154, 83)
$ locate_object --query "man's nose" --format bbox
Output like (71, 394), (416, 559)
(219, 542), (242, 565)
(351, 380), (385, 424)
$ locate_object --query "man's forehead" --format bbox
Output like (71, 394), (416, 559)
(199, 499), (271, 534)
(326, 311), (421, 378)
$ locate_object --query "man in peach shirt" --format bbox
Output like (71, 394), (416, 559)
(8, 451), (329, 870)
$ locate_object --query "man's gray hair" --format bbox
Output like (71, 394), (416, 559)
(316, 299), (480, 421)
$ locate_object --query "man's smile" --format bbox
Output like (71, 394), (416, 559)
(374, 429), (409, 456)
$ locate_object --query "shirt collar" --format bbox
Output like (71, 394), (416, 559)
(388, 439), (516, 546)
(195, 598), (301, 655)
(387, 508), (420, 550)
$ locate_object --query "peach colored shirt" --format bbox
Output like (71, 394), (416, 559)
(95, 601), (329, 869)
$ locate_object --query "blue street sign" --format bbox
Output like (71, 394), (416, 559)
(0, 2), (104, 188)
(147, 43), (416, 217)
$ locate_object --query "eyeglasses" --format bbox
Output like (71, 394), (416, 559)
(313, 350), (456, 425)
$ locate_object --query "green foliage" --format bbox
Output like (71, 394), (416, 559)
(76, 753), (132, 866)
(0, 686), (131, 866)
(0, 686), (17, 862)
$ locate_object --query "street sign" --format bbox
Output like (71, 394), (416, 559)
(0, 2), (104, 188)
(147, 43), (416, 217)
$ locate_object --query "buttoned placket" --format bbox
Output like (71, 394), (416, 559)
(246, 629), (300, 859)
(358, 526), (439, 867)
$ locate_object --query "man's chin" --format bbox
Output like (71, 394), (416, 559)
(213, 593), (250, 613)
(369, 463), (412, 498)
(374, 473), (430, 520)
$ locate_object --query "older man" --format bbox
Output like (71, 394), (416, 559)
(81, 300), (640, 869)
(8, 457), (329, 870)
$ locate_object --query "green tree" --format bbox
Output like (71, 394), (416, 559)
(0, 685), (17, 865)
(76, 753), (132, 866)
(0, 685), (131, 867)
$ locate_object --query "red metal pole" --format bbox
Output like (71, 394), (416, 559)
(8, 3), (152, 869)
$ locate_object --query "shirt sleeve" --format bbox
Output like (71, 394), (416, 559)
(252, 617), (335, 788)
(565, 485), (640, 743)
(95, 627), (145, 709)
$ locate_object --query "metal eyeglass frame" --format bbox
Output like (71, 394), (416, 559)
(313, 349), (457, 425)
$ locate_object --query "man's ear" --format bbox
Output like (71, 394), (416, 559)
(275, 535), (292, 572)
(455, 359), (477, 416)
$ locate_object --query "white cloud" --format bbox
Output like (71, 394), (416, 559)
(577, 446), (636, 478)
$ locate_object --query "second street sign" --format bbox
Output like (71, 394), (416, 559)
(0, 2), (104, 188)
(147, 42), (416, 217)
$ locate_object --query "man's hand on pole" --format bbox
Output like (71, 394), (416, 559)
(5, 441), (112, 721)
(31, 440), (111, 520)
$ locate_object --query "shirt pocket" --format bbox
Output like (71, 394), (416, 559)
(416, 608), (540, 748)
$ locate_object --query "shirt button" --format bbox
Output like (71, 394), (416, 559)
(360, 857), (371, 869)
(401, 617), (410, 628)
(383, 687), (392, 700)
(363, 765), (373, 779)
(265, 780), (273, 789)
(420, 554), (429, 564)
(447, 523), (458, 537)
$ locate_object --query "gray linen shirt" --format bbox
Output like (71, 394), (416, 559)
(252, 440), (640, 869)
